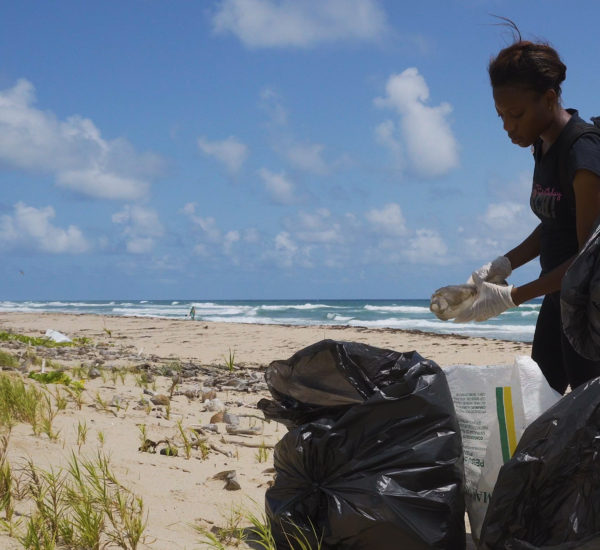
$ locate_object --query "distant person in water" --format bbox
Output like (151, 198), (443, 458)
(189, 306), (196, 320)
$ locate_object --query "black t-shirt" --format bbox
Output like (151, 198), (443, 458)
(531, 110), (600, 273)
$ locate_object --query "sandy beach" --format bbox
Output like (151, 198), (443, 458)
(0, 312), (531, 549)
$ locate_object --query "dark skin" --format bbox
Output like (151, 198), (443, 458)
(493, 85), (600, 305)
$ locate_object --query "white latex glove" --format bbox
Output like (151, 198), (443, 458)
(453, 281), (516, 323)
(467, 256), (512, 285)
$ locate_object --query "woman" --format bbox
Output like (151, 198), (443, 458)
(456, 26), (600, 394)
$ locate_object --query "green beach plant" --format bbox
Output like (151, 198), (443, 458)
(53, 387), (68, 411)
(255, 441), (270, 464)
(193, 504), (245, 548)
(94, 391), (116, 416)
(70, 364), (87, 380)
(0, 435), (20, 537)
(65, 384), (85, 410)
(0, 374), (43, 434)
(40, 394), (60, 441)
(100, 368), (109, 383)
(17, 452), (148, 550)
(223, 348), (236, 372)
(0, 350), (19, 369)
(245, 509), (276, 550)
(195, 504), (324, 550)
(76, 420), (88, 450)
(29, 370), (73, 387)
(176, 420), (192, 459)
(137, 424), (147, 449)
(0, 331), (90, 348)
(110, 369), (119, 386)
(196, 438), (210, 460)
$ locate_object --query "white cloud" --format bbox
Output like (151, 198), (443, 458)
(374, 68), (459, 178)
(0, 202), (89, 253)
(482, 202), (526, 232)
(181, 202), (222, 242)
(243, 228), (260, 243)
(259, 168), (296, 204)
(403, 228), (449, 264)
(259, 88), (342, 176)
(182, 203), (196, 216)
(260, 229), (314, 269)
(274, 231), (297, 267)
(456, 200), (536, 259)
(112, 205), (164, 254)
(196, 217), (221, 242)
(285, 142), (328, 174)
(461, 236), (503, 261)
(260, 88), (288, 127)
(198, 136), (248, 175)
(223, 230), (240, 254)
(56, 168), (148, 200)
(480, 200), (538, 242)
(182, 203), (247, 261)
(287, 209), (343, 244)
(375, 120), (404, 170)
(211, 0), (389, 48)
(194, 243), (209, 256)
(365, 203), (407, 236)
(0, 79), (163, 200)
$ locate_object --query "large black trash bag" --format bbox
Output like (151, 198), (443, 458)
(561, 216), (600, 360)
(479, 377), (600, 550)
(257, 339), (465, 549)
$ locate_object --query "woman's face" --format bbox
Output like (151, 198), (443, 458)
(493, 85), (554, 147)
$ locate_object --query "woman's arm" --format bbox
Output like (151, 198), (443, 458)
(504, 224), (542, 270)
(511, 258), (572, 305)
(511, 169), (600, 306)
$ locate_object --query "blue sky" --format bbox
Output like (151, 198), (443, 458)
(2, 0), (600, 300)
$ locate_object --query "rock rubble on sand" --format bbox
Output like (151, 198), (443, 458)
(0, 333), (278, 496)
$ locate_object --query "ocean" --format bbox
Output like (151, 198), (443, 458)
(0, 299), (540, 343)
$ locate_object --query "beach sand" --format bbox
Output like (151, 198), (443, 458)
(0, 312), (531, 549)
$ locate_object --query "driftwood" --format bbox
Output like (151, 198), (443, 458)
(220, 437), (275, 449)
(209, 442), (232, 457)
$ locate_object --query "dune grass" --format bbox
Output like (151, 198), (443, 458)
(194, 504), (324, 550)
(0, 370), (148, 548)
(0, 350), (19, 369)
(11, 451), (148, 549)
(0, 429), (148, 549)
(0, 331), (91, 348)
(0, 373), (44, 434)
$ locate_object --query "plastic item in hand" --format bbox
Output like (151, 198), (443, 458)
(430, 284), (478, 321)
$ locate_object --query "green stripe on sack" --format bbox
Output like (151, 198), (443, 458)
(496, 387), (511, 463)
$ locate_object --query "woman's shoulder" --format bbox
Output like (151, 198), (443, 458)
(571, 130), (600, 155)
(569, 128), (600, 177)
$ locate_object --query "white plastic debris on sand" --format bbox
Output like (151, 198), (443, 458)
(44, 329), (72, 343)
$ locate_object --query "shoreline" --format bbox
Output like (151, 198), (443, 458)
(0, 297), (537, 345)
(0, 311), (531, 367)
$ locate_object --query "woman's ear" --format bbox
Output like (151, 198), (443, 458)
(544, 88), (558, 111)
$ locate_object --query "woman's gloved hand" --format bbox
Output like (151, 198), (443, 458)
(453, 281), (516, 323)
(468, 256), (512, 285)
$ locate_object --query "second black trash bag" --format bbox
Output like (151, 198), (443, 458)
(479, 377), (600, 550)
(561, 216), (600, 360)
(257, 339), (465, 550)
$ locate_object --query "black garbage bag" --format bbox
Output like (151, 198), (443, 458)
(479, 377), (600, 550)
(257, 339), (465, 549)
(561, 216), (600, 360)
